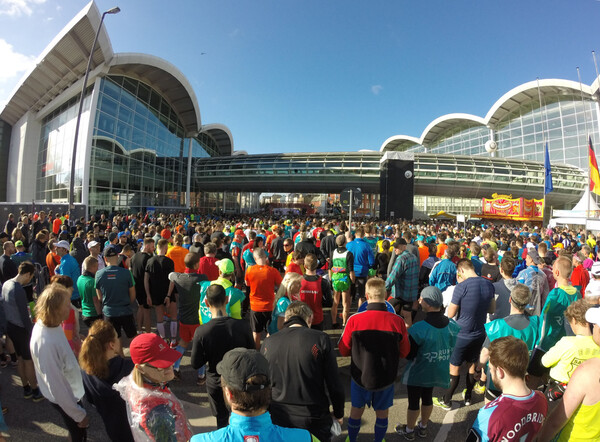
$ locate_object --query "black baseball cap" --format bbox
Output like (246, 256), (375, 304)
(104, 245), (118, 257)
(216, 348), (270, 392)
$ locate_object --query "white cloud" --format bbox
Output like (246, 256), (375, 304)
(371, 84), (383, 95)
(0, 39), (35, 107)
(0, 0), (46, 17)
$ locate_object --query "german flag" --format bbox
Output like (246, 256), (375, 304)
(590, 136), (600, 196)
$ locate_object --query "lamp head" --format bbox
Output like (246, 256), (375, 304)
(106, 6), (120, 14)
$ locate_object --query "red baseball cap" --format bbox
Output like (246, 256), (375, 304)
(234, 229), (245, 237)
(161, 229), (172, 240)
(129, 333), (181, 368)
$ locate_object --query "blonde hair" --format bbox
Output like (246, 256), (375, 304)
(36, 284), (70, 327)
(366, 277), (386, 301)
(276, 272), (302, 301)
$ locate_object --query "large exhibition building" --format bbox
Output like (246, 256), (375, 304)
(1, 1), (598, 219)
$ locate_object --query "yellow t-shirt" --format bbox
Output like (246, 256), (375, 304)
(542, 335), (600, 383)
(558, 399), (600, 442)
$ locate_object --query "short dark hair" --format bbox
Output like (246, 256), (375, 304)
(222, 375), (271, 413)
(206, 284), (226, 307)
(184, 252), (200, 269)
(456, 258), (474, 273)
(18, 261), (35, 276)
(489, 336), (529, 379)
(303, 253), (317, 271)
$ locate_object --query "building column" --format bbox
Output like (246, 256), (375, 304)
(186, 138), (193, 209)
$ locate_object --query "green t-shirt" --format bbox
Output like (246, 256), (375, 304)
(95, 265), (134, 317)
(77, 274), (99, 318)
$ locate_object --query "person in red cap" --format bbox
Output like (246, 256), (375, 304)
(114, 333), (192, 442)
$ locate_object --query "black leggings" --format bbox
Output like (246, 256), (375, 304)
(51, 401), (87, 442)
(406, 385), (433, 411)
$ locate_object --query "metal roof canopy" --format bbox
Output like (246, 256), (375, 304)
(0, 1), (111, 125)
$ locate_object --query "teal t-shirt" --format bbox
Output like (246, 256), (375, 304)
(95, 265), (134, 317)
(267, 297), (291, 335)
(538, 286), (580, 352)
(402, 319), (460, 388)
(199, 280), (245, 324)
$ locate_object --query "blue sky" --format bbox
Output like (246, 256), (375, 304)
(1, 0), (600, 154)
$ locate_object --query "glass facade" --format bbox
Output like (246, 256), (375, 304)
(36, 91), (92, 203)
(495, 94), (599, 169)
(429, 125), (490, 156)
(89, 75), (212, 214)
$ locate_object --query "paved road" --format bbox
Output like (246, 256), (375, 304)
(0, 308), (480, 441)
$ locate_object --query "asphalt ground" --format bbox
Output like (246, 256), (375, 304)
(0, 306), (480, 441)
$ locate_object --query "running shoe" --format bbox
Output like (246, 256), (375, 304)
(462, 389), (472, 406)
(197, 374), (206, 386)
(395, 424), (416, 440)
(473, 381), (486, 395)
(432, 397), (451, 410)
(32, 390), (45, 402)
(23, 385), (32, 399)
(170, 339), (178, 349)
(415, 421), (428, 438)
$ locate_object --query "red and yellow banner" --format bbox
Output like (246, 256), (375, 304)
(482, 194), (543, 220)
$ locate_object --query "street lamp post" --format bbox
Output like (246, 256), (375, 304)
(68, 6), (120, 223)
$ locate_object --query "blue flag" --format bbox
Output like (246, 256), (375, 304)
(544, 142), (553, 194)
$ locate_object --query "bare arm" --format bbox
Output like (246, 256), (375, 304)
(128, 286), (136, 303)
(144, 272), (152, 306)
(536, 361), (588, 442)
(447, 302), (459, 319)
(96, 288), (103, 301)
(487, 297), (496, 314)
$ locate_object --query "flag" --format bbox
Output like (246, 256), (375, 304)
(544, 142), (553, 194)
(590, 136), (600, 196)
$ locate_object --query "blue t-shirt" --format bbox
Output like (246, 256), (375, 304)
(56, 254), (81, 300)
(191, 411), (314, 442)
(451, 277), (494, 339)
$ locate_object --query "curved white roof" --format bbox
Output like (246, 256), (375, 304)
(200, 123), (234, 156)
(382, 79), (597, 153)
(485, 78), (592, 126)
(420, 113), (486, 146)
(0, 1), (112, 125)
(108, 53), (202, 134)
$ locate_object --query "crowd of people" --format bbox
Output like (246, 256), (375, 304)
(0, 208), (598, 441)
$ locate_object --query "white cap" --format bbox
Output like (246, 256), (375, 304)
(55, 240), (70, 250)
(87, 240), (99, 249)
(526, 242), (536, 250)
(585, 307), (600, 325)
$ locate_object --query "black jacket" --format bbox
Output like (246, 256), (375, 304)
(81, 356), (134, 442)
(261, 316), (345, 424)
(190, 316), (254, 389)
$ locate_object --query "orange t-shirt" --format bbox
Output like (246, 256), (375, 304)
(436, 243), (448, 259)
(166, 245), (188, 273)
(245, 265), (283, 312)
(46, 251), (61, 277)
(418, 246), (429, 266)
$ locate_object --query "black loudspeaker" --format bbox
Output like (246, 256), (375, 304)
(379, 159), (414, 220)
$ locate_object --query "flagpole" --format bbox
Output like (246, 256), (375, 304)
(592, 51), (600, 210)
(537, 78), (548, 223)
(577, 67), (591, 227)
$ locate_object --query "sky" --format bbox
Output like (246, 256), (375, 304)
(1, 0), (600, 155)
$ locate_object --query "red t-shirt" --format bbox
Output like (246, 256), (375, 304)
(245, 265), (283, 312)
(198, 256), (219, 281)
(571, 264), (590, 295)
(300, 276), (324, 325)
